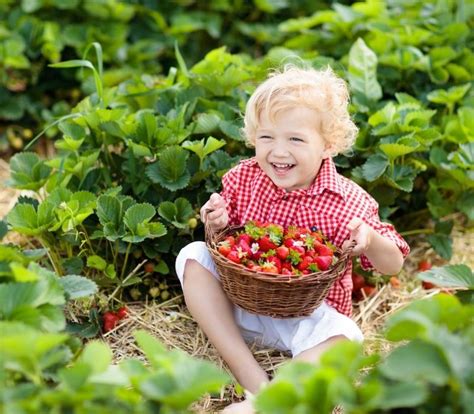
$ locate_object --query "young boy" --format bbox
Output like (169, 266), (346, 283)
(175, 66), (409, 413)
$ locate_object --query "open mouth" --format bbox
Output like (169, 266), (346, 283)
(271, 162), (295, 174)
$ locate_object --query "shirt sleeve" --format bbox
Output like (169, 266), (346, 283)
(359, 197), (410, 270)
(220, 166), (240, 225)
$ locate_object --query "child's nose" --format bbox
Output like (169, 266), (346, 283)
(272, 144), (290, 157)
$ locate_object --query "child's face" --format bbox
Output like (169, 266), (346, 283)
(255, 106), (329, 191)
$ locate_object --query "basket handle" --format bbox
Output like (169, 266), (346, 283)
(203, 208), (228, 246)
(339, 239), (356, 262)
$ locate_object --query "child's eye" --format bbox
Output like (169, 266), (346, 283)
(258, 135), (273, 140)
(290, 137), (304, 142)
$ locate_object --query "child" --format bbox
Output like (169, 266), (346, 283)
(175, 66), (409, 413)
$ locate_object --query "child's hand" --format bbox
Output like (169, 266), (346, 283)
(200, 193), (229, 231)
(343, 217), (373, 256)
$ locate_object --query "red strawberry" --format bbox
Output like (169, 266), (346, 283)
(227, 250), (241, 264)
(267, 256), (282, 273)
(291, 245), (305, 256)
(281, 268), (293, 276)
(116, 307), (128, 319)
(218, 242), (232, 257)
(422, 281), (436, 289)
(418, 260), (432, 272)
(361, 285), (377, 297)
(284, 238), (295, 248)
(261, 261), (279, 274)
(313, 255), (332, 271)
(103, 311), (119, 332)
(225, 236), (236, 248)
(281, 261), (292, 271)
(315, 243), (334, 257)
(297, 256), (313, 271)
(144, 262), (155, 273)
(237, 233), (252, 245)
(237, 239), (252, 257)
(351, 272), (366, 292)
(258, 236), (278, 252)
(276, 245), (289, 260)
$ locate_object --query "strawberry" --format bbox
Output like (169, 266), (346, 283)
(284, 238), (295, 248)
(281, 268), (293, 276)
(237, 239), (252, 257)
(297, 256), (313, 271)
(227, 250), (241, 264)
(291, 245), (305, 256)
(313, 255), (332, 271)
(389, 276), (401, 289)
(267, 256), (282, 273)
(116, 306), (128, 319)
(276, 245), (289, 260)
(258, 236), (278, 252)
(361, 285), (377, 297)
(252, 250), (264, 261)
(218, 241), (232, 257)
(261, 261), (279, 274)
(315, 243), (334, 257)
(225, 235), (236, 248)
(418, 260), (432, 272)
(144, 262), (155, 273)
(422, 281), (436, 289)
(237, 233), (252, 245)
(103, 311), (119, 332)
(351, 272), (365, 292)
(281, 261), (292, 271)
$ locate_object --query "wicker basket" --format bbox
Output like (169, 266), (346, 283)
(206, 223), (353, 319)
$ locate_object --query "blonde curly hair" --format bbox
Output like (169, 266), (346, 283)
(242, 65), (358, 157)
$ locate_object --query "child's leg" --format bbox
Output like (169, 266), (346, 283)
(182, 259), (270, 394)
(293, 335), (347, 363)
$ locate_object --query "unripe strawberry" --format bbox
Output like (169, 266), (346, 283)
(161, 290), (170, 301)
(149, 287), (160, 298)
(188, 217), (198, 229)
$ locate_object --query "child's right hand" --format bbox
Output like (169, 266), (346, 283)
(200, 193), (229, 231)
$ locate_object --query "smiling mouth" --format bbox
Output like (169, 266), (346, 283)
(271, 162), (295, 173)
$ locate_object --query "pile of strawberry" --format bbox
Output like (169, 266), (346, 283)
(216, 221), (337, 276)
(102, 306), (128, 332)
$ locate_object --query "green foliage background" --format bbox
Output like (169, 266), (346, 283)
(2, 0), (474, 295)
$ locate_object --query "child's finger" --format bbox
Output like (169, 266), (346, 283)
(347, 217), (363, 232)
(209, 193), (225, 208)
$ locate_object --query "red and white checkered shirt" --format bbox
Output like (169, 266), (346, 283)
(220, 157), (410, 317)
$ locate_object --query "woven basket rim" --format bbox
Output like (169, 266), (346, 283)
(206, 224), (352, 282)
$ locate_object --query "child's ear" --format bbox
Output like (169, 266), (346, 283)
(322, 143), (333, 158)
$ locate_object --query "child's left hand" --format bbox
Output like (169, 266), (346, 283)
(343, 217), (373, 256)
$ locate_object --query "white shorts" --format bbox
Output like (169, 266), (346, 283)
(175, 242), (363, 356)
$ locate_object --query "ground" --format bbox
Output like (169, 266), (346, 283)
(1, 157), (473, 412)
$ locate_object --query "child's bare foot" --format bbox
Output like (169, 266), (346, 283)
(221, 399), (254, 414)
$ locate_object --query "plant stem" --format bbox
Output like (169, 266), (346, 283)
(399, 228), (434, 236)
(108, 259), (146, 303)
(120, 242), (132, 280)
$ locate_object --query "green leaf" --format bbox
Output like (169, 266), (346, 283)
(78, 341), (112, 374)
(417, 264), (473, 289)
(0, 220), (7, 241)
(8, 152), (52, 191)
(427, 84), (471, 106)
(361, 153), (389, 181)
(9, 263), (39, 282)
(158, 198), (194, 228)
(96, 195), (122, 226)
(380, 340), (451, 385)
(386, 165), (415, 192)
(182, 136), (226, 165)
(427, 233), (452, 260)
(87, 255), (106, 271)
(124, 203), (156, 233)
(254, 381), (299, 414)
(378, 381), (428, 409)
(348, 38), (382, 102)
(146, 146), (190, 191)
(60, 275), (98, 300)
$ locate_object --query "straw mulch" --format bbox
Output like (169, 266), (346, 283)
(1, 157), (473, 413)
